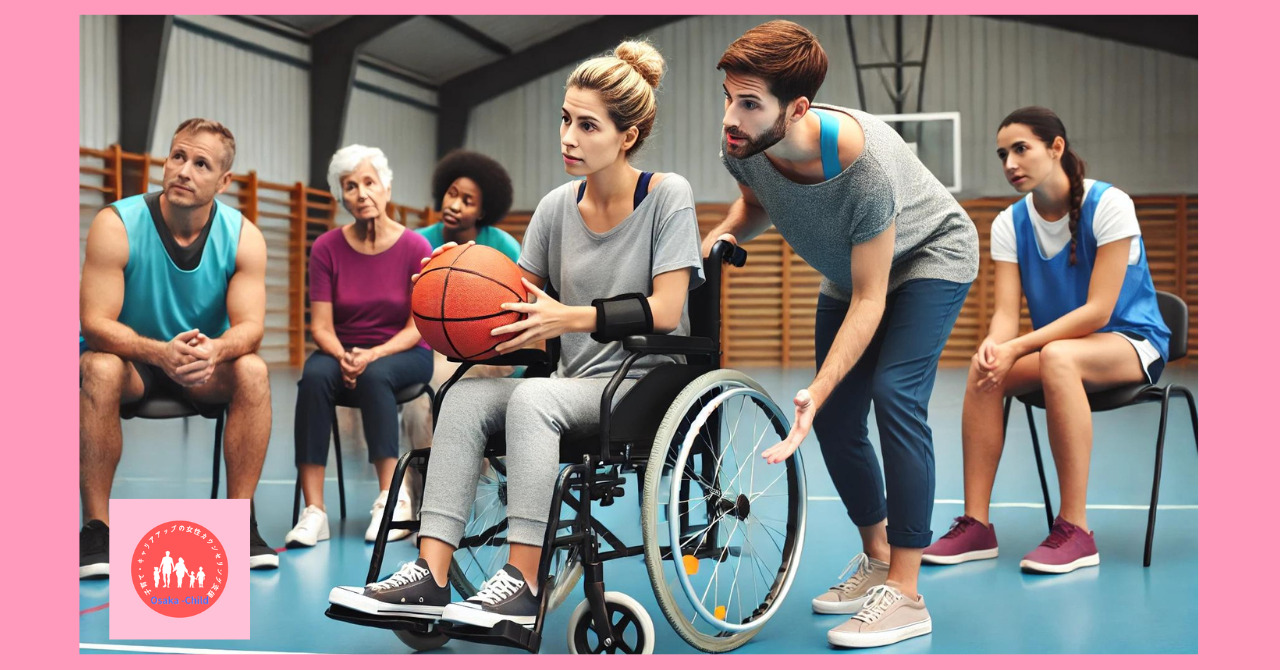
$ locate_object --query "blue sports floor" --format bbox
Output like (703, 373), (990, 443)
(80, 364), (1199, 654)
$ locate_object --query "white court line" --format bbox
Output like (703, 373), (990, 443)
(806, 496), (1197, 510)
(79, 643), (305, 655)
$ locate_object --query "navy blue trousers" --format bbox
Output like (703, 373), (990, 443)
(294, 347), (433, 465)
(813, 279), (970, 548)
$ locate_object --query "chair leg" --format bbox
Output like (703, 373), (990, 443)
(1024, 402), (1055, 531)
(333, 409), (347, 520)
(211, 412), (225, 499)
(292, 473), (303, 527)
(1144, 389), (1174, 568)
(1172, 385), (1199, 451)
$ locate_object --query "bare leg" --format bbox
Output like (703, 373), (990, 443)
(374, 457), (398, 492)
(79, 353), (145, 524)
(886, 547), (924, 599)
(188, 354), (271, 500)
(961, 355), (1044, 525)
(508, 543), (542, 590)
(858, 519), (891, 563)
(299, 463), (326, 509)
(420, 537), (454, 588)
(1038, 334), (1147, 531)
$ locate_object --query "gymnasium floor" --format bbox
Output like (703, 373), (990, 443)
(79, 364), (1199, 654)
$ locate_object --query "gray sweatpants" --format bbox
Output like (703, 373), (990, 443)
(420, 376), (635, 547)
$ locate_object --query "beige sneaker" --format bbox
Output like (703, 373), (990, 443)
(812, 553), (889, 614)
(827, 584), (932, 648)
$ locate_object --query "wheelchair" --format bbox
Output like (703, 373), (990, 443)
(325, 241), (808, 654)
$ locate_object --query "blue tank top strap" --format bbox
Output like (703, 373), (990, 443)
(813, 109), (843, 181)
(633, 171), (653, 209)
(576, 172), (654, 210)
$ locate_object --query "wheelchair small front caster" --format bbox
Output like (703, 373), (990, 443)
(567, 591), (655, 654)
(394, 625), (449, 652)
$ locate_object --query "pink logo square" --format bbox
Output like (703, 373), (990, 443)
(108, 499), (250, 639)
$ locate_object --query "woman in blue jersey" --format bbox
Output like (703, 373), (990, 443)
(922, 106), (1171, 574)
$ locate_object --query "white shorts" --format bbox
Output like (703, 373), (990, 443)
(1114, 332), (1165, 384)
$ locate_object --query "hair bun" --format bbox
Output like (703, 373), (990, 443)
(614, 40), (665, 88)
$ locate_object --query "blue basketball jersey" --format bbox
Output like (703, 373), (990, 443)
(1013, 182), (1170, 361)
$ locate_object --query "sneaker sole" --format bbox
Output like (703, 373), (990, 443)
(812, 594), (870, 614)
(1020, 554), (1100, 574)
(249, 554), (280, 570)
(366, 528), (412, 543)
(328, 586), (444, 619)
(828, 618), (932, 648)
(442, 603), (536, 628)
(80, 563), (109, 579)
(285, 526), (331, 549)
(921, 547), (999, 565)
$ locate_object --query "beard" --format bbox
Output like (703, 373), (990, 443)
(725, 109), (789, 159)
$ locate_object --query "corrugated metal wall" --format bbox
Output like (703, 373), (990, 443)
(466, 15), (1197, 208)
(80, 15), (119, 149)
(151, 23), (310, 184)
(341, 66), (439, 216)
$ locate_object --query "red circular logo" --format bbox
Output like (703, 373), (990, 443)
(131, 520), (228, 618)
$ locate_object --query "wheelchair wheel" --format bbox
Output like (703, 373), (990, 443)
(641, 370), (807, 653)
(393, 626), (449, 652)
(566, 592), (656, 654)
(447, 457), (582, 613)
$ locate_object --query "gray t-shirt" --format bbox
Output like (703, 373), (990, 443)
(721, 104), (978, 299)
(518, 174), (706, 379)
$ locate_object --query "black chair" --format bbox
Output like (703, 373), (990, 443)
(291, 382), (434, 525)
(124, 397), (228, 499)
(1003, 291), (1199, 566)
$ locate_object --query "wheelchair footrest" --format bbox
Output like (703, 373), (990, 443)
(324, 604), (437, 634)
(441, 620), (541, 653)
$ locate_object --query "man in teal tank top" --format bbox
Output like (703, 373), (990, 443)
(79, 119), (278, 578)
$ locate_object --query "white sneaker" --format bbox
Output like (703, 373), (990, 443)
(285, 505), (330, 548)
(366, 488), (414, 543)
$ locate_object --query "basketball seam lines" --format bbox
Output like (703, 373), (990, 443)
(417, 266), (525, 301)
(413, 310), (516, 323)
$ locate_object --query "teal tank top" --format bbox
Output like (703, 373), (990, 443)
(111, 194), (242, 341)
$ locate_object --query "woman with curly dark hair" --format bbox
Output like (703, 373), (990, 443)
(417, 149), (520, 262)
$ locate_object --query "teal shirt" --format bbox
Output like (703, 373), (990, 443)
(418, 223), (521, 263)
(111, 194), (242, 341)
(417, 222), (526, 378)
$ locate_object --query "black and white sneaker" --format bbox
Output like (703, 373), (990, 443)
(248, 511), (279, 570)
(80, 520), (110, 579)
(328, 558), (450, 619)
(442, 564), (540, 628)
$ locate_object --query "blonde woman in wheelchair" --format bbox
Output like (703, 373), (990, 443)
(329, 39), (704, 631)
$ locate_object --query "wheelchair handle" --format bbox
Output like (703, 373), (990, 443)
(709, 239), (748, 268)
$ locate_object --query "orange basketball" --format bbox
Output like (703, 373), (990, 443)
(412, 245), (526, 361)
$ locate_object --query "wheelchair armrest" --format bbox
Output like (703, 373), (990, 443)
(446, 349), (550, 367)
(622, 334), (717, 356)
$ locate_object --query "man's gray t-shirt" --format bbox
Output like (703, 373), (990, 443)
(518, 174), (706, 379)
(721, 104), (978, 300)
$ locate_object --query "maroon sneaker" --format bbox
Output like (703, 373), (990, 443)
(922, 516), (998, 565)
(1020, 517), (1100, 574)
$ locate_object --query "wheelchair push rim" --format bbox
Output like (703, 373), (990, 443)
(642, 370), (807, 652)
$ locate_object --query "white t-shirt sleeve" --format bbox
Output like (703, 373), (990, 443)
(1091, 188), (1142, 265)
(989, 207), (1019, 264)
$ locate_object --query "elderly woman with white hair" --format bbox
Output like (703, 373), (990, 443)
(285, 145), (434, 548)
